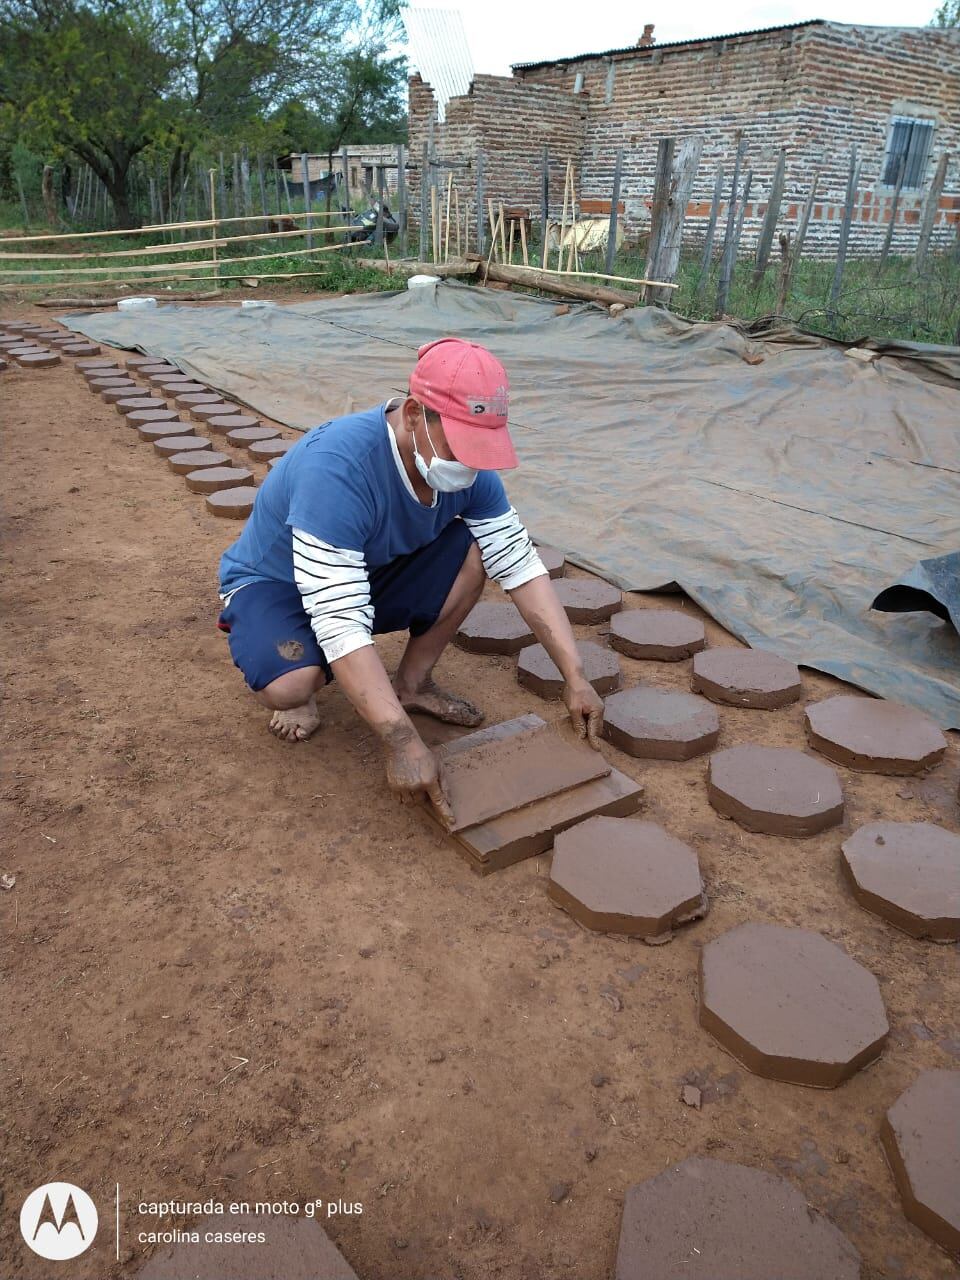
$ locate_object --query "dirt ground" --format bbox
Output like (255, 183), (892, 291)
(2, 302), (959, 1280)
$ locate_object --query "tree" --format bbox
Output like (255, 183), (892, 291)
(931, 0), (959, 24)
(0, 0), (402, 227)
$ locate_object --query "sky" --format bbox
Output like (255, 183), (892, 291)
(437, 0), (935, 75)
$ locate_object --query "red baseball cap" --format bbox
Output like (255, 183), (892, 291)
(409, 337), (518, 471)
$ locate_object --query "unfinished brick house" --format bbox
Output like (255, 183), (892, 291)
(408, 20), (960, 255)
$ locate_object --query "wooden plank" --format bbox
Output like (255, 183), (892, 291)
(644, 135), (702, 305)
(829, 145), (860, 313)
(914, 150), (950, 273)
(604, 148), (623, 275)
(752, 147), (786, 283)
(465, 255), (642, 305)
(695, 163), (724, 301)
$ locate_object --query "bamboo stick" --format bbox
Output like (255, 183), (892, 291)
(0, 239), (368, 279)
(209, 168), (218, 285)
(444, 172), (453, 264)
(519, 216), (529, 267)
(534, 266), (678, 288)
(508, 217), (515, 264)
(2, 209), (344, 246)
(1, 223), (343, 262)
(430, 185), (438, 264)
(498, 202), (507, 260)
(557, 160), (572, 272)
(454, 187), (461, 258)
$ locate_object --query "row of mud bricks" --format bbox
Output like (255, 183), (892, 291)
(454, 574), (958, 1270)
(0, 318), (292, 519)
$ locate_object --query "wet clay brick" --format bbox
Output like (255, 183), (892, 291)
(168, 449), (230, 475)
(707, 745), (843, 837)
(536, 545), (566, 578)
(455, 602), (534, 655)
(881, 1070), (960, 1256)
(60, 342), (101, 356)
(616, 1157), (861, 1280)
(16, 351), (60, 368)
(609, 609), (706, 661)
(805, 695), (947, 775)
(549, 817), (706, 939)
(153, 434), (211, 457)
(603, 686), (719, 760)
(553, 578), (622, 623)
(206, 487), (256, 518)
(115, 397), (162, 415)
(191, 402), (240, 422)
(518, 640), (621, 699)
(185, 466), (255, 493)
(136, 421), (193, 442)
(226, 426), (280, 446)
(176, 391), (222, 407)
(692, 648), (802, 708)
(249, 439), (293, 461)
(101, 384), (141, 402)
(699, 922), (888, 1087)
(840, 821), (960, 942)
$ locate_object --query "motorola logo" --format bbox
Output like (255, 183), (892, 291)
(20, 1182), (98, 1260)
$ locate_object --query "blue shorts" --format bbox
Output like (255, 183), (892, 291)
(218, 519), (475, 691)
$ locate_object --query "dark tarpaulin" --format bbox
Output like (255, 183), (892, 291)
(67, 283), (960, 727)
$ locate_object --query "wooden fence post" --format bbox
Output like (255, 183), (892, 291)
(396, 144), (407, 253)
(695, 163), (724, 302)
(914, 151), (949, 274)
(604, 148), (623, 276)
(256, 154), (268, 218)
(779, 169), (819, 308)
(752, 146), (786, 283)
(643, 136), (702, 305)
(209, 167), (219, 285)
(476, 149), (486, 257)
(829, 145), (860, 315)
(420, 141), (430, 261)
(879, 154), (905, 267)
(300, 151), (313, 250)
(540, 146), (549, 269)
(340, 146), (351, 242)
(374, 165), (385, 248)
(714, 132), (746, 316)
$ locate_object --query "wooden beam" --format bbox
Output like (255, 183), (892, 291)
(604, 148), (623, 276)
(914, 151), (950, 273)
(829, 145), (860, 314)
(644, 135), (702, 305)
(752, 147), (786, 283)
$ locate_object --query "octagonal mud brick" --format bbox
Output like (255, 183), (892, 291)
(805, 695), (947, 775)
(206, 486), (256, 518)
(840, 821), (960, 942)
(549, 817), (706, 940)
(31, 328), (64, 339)
(143, 365), (182, 382)
(88, 375), (133, 392)
(455, 602), (534, 655)
(249, 438), (293, 462)
(518, 639), (621, 700)
(707, 745), (843, 837)
(101, 384), (141, 402)
(16, 350), (61, 368)
(154, 434), (211, 457)
(554, 577), (623, 623)
(125, 353), (159, 368)
(536, 544), (566, 578)
(603, 686), (719, 760)
(167, 449), (230, 475)
(615, 1157), (861, 1280)
(190, 401), (238, 422)
(175, 391), (222, 408)
(207, 415), (264, 437)
(136, 421), (193, 443)
(78, 358), (120, 375)
(609, 608), (706, 661)
(51, 333), (84, 346)
(61, 342), (102, 356)
(185, 465), (255, 493)
(881, 1070), (960, 1255)
(699, 922), (888, 1087)
(115, 396), (162, 415)
(692, 648), (802, 708)
(127, 408), (181, 433)
(158, 379), (208, 396)
(226, 425), (280, 447)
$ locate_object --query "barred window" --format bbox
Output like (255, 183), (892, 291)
(882, 117), (935, 189)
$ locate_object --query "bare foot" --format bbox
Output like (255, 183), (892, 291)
(268, 696), (321, 742)
(395, 678), (484, 727)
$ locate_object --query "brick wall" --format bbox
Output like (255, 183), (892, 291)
(408, 21), (960, 258)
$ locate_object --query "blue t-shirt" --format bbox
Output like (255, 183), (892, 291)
(219, 403), (511, 593)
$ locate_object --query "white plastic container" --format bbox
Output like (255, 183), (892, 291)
(241, 299), (277, 310)
(117, 296), (157, 311)
(407, 274), (441, 289)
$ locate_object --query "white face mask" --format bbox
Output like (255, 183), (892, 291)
(414, 408), (478, 493)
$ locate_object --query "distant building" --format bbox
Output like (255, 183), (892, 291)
(284, 148), (401, 199)
(408, 21), (960, 255)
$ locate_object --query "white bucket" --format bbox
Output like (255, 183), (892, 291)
(117, 296), (157, 311)
(407, 274), (441, 289)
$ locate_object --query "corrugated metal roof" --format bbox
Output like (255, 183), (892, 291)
(511, 19), (826, 70)
(402, 7), (475, 122)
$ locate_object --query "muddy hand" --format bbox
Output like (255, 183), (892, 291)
(383, 725), (455, 825)
(563, 679), (604, 750)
